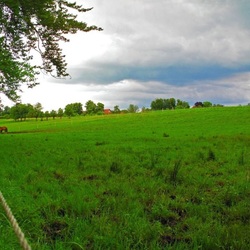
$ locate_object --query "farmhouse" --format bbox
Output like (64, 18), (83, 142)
(103, 109), (112, 115)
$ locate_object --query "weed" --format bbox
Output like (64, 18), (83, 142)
(43, 219), (70, 242)
(150, 153), (160, 169)
(110, 162), (121, 174)
(169, 159), (182, 186)
(207, 149), (216, 161)
(163, 132), (170, 137)
(95, 141), (107, 146)
(76, 157), (85, 170)
(238, 150), (245, 165)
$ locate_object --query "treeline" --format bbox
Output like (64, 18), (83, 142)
(150, 99), (224, 110)
(0, 98), (225, 121)
(0, 100), (107, 121)
(151, 98), (190, 110)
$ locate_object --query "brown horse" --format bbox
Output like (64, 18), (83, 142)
(0, 126), (8, 133)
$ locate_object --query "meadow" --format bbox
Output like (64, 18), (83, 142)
(0, 106), (249, 249)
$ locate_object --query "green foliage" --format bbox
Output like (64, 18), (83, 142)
(0, 104), (11, 118)
(127, 103), (139, 113)
(0, 106), (249, 249)
(44, 111), (50, 120)
(151, 98), (180, 110)
(176, 99), (190, 109)
(64, 102), (83, 117)
(9, 102), (44, 121)
(169, 159), (182, 186)
(57, 108), (64, 118)
(203, 101), (212, 107)
(96, 102), (104, 114)
(85, 100), (96, 115)
(0, 37), (38, 101)
(50, 110), (57, 119)
(193, 101), (218, 108)
(193, 101), (204, 108)
(0, 0), (102, 101)
(113, 105), (120, 114)
(9, 103), (29, 121)
(85, 100), (104, 115)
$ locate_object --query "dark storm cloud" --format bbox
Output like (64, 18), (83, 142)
(60, 63), (250, 87)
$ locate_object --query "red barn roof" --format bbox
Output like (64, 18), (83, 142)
(104, 109), (112, 114)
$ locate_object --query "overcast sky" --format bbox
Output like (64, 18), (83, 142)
(2, 0), (250, 110)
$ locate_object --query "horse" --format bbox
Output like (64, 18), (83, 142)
(0, 126), (8, 133)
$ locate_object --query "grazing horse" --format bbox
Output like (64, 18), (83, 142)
(0, 126), (8, 133)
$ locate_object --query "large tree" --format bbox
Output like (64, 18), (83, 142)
(85, 100), (97, 115)
(127, 104), (139, 113)
(10, 103), (29, 121)
(0, 0), (102, 101)
(64, 102), (82, 117)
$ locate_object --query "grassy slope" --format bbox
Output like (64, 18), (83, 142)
(0, 106), (250, 249)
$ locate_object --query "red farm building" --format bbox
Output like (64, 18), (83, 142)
(103, 109), (112, 115)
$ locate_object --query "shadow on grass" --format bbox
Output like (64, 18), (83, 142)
(5, 129), (56, 134)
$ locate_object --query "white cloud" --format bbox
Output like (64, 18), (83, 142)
(80, 0), (250, 67)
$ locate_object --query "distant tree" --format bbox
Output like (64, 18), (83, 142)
(0, 105), (11, 118)
(39, 111), (44, 121)
(0, 100), (3, 113)
(96, 102), (104, 115)
(58, 108), (64, 119)
(163, 99), (170, 109)
(213, 104), (224, 107)
(176, 99), (190, 109)
(85, 100), (97, 115)
(127, 104), (139, 113)
(33, 102), (43, 111)
(121, 109), (129, 114)
(144, 107), (151, 112)
(26, 104), (35, 118)
(203, 101), (212, 107)
(193, 102), (203, 108)
(64, 104), (74, 118)
(151, 98), (177, 110)
(113, 105), (120, 114)
(83, 100), (105, 115)
(50, 110), (57, 119)
(33, 102), (43, 120)
(10, 105), (20, 121)
(169, 98), (176, 109)
(151, 98), (164, 110)
(64, 102), (82, 117)
(20, 104), (30, 120)
(3, 106), (9, 114)
(71, 102), (83, 115)
(10, 103), (29, 121)
(44, 111), (50, 120)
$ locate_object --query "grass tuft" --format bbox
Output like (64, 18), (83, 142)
(169, 159), (182, 186)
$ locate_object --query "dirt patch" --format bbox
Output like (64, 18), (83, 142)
(81, 174), (99, 181)
(7, 129), (56, 134)
(159, 234), (192, 245)
(43, 220), (69, 241)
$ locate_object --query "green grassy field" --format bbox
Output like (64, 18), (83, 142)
(0, 106), (250, 249)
